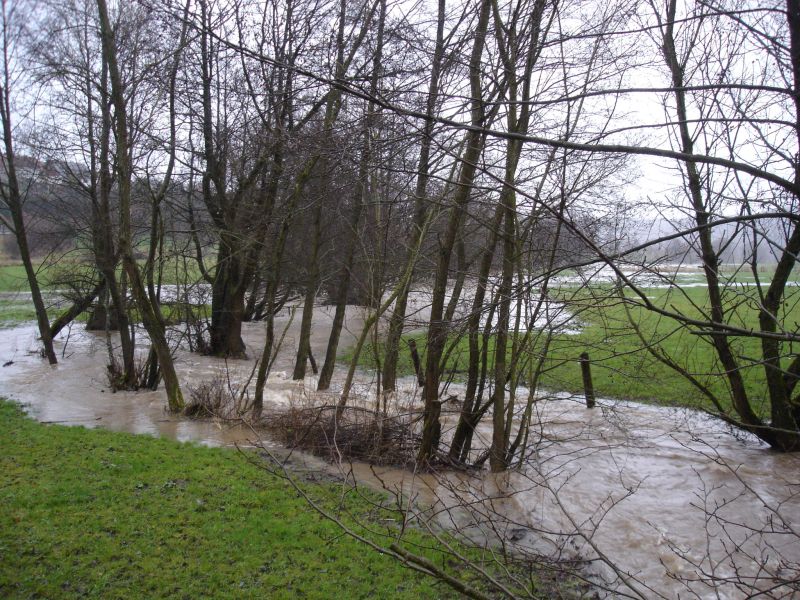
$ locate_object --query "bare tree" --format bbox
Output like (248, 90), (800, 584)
(417, 0), (495, 464)
(619, 0), (800, 450)
(316, 0), (387, 391)
(96, 0), (184, 411)
(0, 0), (57, 364)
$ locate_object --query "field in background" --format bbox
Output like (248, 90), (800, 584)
(345, 266), (800, 417)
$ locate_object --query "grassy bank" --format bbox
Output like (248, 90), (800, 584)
(534, 284), (795, 415)
(0, 401), (490, 599)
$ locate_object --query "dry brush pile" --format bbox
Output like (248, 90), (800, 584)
(264, 405), (423, 468)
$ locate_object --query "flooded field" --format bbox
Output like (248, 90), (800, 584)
(1, 309), (798, 598)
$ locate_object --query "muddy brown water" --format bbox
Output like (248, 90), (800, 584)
(1, 309), (798, 599)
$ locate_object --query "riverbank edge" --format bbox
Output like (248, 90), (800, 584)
(1, 398), (525, 599)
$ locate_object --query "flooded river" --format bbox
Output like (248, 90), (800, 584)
(1, 312), (798, 599)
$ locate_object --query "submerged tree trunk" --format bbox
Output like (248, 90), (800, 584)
(448, 206), (502, 462)
(95, 47), (137, 387)
(0, 153), (57, 365)
(660, 0), (764, 440)
(381, 0), (446, 396)
(653, 0), (799, 450)
(758, 0), (800, 448)
(489, 182), (517, 472)
(209, 240), (248, 357)
(291, 0), (375, 381)
(51, 278), (105, 338)
(293, 196), (323, 380)
(447, 0), (549, 468)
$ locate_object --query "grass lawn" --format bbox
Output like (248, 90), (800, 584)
(0, 400), (511, 599)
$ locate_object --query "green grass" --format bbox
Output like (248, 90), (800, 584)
(0, 400), (502, 599)
(343, 278), (800, 417)
(0, 296), (210, 328)
(534, 286), (776, 413)
(0, 263), (35, 292)
(0, 258), (206, 293)
(0, 299), (37, 325)
(543, 281), (800, 414)
(0, 257), (210, 326)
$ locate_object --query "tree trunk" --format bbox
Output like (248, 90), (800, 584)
(209, 240), (247, 358)
(292, 194), (324, 380)
(97, 0), (184, 412)
(95, 48), (136, 386)
(51, 278), (105, 338)
(417, 0), (492, 465)
(661, 0), (762, 434)
(381, 0), (446, 395)
(318, 0), (387, 391)
(489, 173), (518, 473)
(755, 0), (800, 449)
(0, 4), (56, 365)
(449, 206), (502, 461)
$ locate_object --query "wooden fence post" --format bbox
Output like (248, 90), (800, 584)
(579, 352), (595, 409)
(408, 339), (424, 387)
